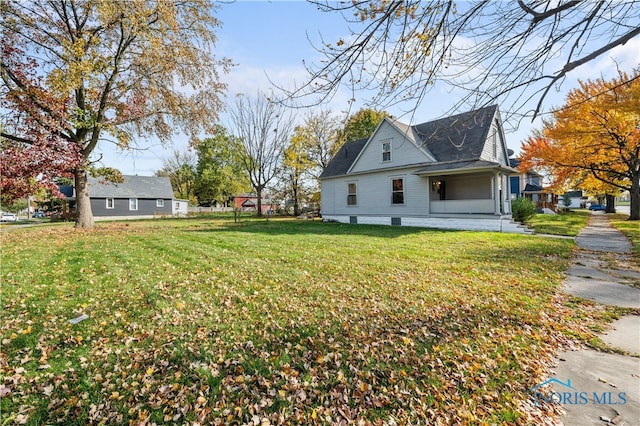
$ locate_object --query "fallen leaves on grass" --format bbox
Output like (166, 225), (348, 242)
(0, 220), (600, 424)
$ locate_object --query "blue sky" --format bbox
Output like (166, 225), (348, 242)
(92, 1), (640, 176)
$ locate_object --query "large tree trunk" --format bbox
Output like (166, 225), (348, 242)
(75, 169), (95, 229)
(630, 174), (640, 220)
(255, 187), (263, 217)
(605, 194), (616, 214)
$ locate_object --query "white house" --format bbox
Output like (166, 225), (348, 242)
(320, 105), (529, 233)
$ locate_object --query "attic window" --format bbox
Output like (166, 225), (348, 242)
(381, 140), (391, 162)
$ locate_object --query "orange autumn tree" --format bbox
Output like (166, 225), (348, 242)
(520, 70), (640, 220)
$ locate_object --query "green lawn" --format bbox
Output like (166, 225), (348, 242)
(528, 209), (591, 236)
(0, 218), (613, 424)
(610, 213), (640, 261)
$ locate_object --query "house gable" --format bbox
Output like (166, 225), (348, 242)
(347, 117), (435, 174)
(321, 105), (515, 180)
(412, 104), (497, 163)
(479, 109), (510, 166)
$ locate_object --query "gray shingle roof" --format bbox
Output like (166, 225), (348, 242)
(412, 104), (497, 161)
(523, 183), (544, 192)
(321, 105), (500, 178)
(319, 138), (368, 179)
(88, 175), (174, 199)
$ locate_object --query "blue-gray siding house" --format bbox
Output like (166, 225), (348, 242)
(88, 175), (174, 218)
(509, 158), (544, 199)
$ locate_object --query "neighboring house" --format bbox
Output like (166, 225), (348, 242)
(561, 190), (586, 209)
(320, 105), (529, 233)
(234, 194), (279, 215)
(522, 183), (558, 212)
(88, 175), (175, 218)
(509, 158), (544, 199)
(510, 159), (559, 211)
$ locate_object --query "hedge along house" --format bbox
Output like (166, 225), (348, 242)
(88, 175), (176, 219)
(320, 105), (530, 233)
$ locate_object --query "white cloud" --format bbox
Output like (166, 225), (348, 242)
(572, 37), (640, 81)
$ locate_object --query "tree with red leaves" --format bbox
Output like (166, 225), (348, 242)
(1, 0), (230, 228)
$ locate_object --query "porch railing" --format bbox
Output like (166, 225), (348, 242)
(430, 199), (495, 214)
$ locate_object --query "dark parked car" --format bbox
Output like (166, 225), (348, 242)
(588, 204), (606, 211)
(32, 211), (46, 218)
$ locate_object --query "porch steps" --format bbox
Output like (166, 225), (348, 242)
(501, 220), (535, 235)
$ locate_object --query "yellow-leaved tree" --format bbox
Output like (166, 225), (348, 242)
(1, 0), (231, 228)
(520, 70), (640, 220)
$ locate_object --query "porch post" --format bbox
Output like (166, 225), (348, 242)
(427, 176), (432, 215)
(493, 173), (501, 215)
(503, 173), (512, 214)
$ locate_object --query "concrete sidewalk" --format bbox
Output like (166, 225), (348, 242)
(550, 213), (640, 425)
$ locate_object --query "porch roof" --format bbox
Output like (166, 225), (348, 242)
(413, 159), (517, 176)
(521, 183), (559, 195)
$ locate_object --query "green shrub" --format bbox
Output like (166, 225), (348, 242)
(512, 198), (537, 223)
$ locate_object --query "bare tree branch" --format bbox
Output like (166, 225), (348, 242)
(284, 1), (640, 123)
(227, 92), (295, 216)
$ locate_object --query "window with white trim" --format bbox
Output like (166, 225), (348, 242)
(129, 198), (138, 211)
(106, 198), (114, 209)
(381, 140), (392, 162)
(347, 182), (357, 206)
(156, 199), (164, 208)
(391, 178), (404, 204)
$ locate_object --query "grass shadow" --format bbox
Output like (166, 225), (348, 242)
(183, 217), (467, 239)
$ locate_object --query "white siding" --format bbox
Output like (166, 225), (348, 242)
(496, 123), (509, 166)
(480, 120), (510, 166)
(172, 200), (188, 216)
(349, 121), (432, 174)
(322, 171), (500, 216)
(321, 167), (431, 217)
(481, 124), (497, 161)
(320, 180), (336, 216)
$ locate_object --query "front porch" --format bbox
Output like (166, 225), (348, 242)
(429, 199), (496, 214)
(418, 167), (513, 216)
(523, 186), (559, 212)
